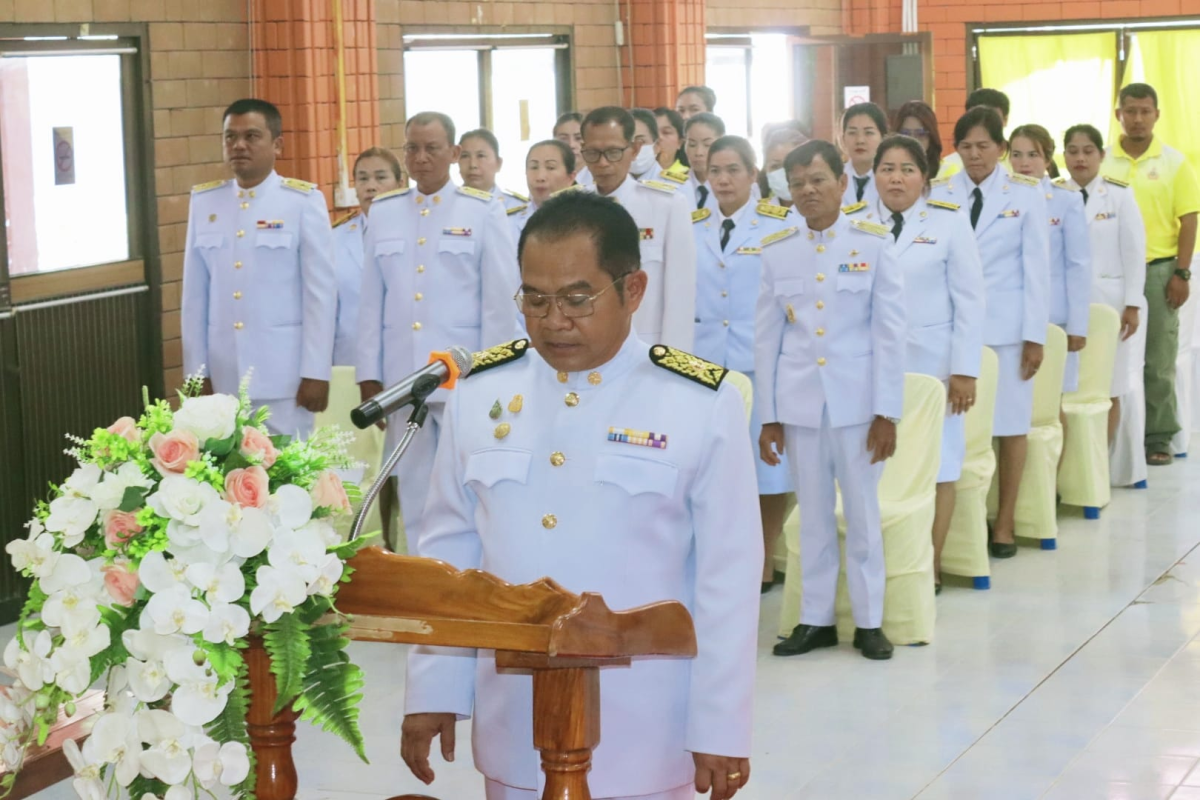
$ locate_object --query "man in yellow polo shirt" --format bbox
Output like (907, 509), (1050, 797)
(1103, 82), (1200, 465)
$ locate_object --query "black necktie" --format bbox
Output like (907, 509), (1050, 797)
(891, 211), (904, 242)
(970, 187), (983, 229)
(697, 185), (709, 210)
(1081, 188), (1089, 206)
(855, 176), (869, 202)
(720, 219), (735, 251)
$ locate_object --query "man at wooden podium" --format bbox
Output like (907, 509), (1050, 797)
(400, 191), (763, 799)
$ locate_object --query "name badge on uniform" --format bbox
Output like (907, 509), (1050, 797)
(912, 237), (937, 245)
(838, 263), (870, 273)
(1095, 212), (1116, 221)
(608, 426), (667, 450)
(1000, 209), (1021, 219)
(442, 227), (472, 237)
(736, 246), (762, 255)
(256, 220), (284, 229)
(1049, 217), (1062, 226)
(639, 228), (655, 241)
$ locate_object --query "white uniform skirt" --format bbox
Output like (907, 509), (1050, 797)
(746, 370), (791, 495)
(992, 343), (1035, 437)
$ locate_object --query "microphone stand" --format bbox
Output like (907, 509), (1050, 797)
(349, 374), (439, 542)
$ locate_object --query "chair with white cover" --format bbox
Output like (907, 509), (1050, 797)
(987, 325), (1067, 549)
(724, 370), (754, 424)
(1058, 304), (1120, 518)
(941, 346), (998, 589)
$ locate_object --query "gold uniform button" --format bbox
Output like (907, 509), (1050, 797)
(723, 320), (730, 327)
(721, 290), (729, 297)
(418, 237), (427, 245)
(433, 195), (441, 205)
(817, 357), (827, 366)
(417, 265), (425, 273)
(236, 230), (245, 238)
(412, 322), (422, 331)
(816, 301), (825, 310)
(719, 262), (726, 269)
(557, 371), (569, 383)
(550, 452), (566, 467)
(816, 273), (825, 282)
(542, 514), (557, 530)
(587, 372), (602, 386)
(233, 291), (242, 300)
(237, 191), (245, 199)
(234, 261), (243, 269)
(420, 208), (430, 217)
(564, 392), (579, 407)
(816, 245), (826, 253)
(240, 202), (249, 210)
(249, 190), (256, 198)
(416, 195), (424, 204)
(414, 293), (423, 301)
(234, 322), (244, 330)
(816, 327), (825, 336)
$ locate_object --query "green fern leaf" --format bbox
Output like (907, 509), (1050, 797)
(293, 621), (368, 763)
(264, 611), (311, 714)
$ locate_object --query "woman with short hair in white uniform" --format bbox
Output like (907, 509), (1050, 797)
(872, 135), (985, 591)
(929, 107), (1050, 559)
(508, 139), (576, 243)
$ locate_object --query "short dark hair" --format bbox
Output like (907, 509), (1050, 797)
(708, 135), (757, 172)
(518, 192), (641, 294)
(873, 135), (929, 180)
(891, 100), (942, 179)
(954, 106), (1005, 148)
(554, 112), (583, 133)
(678, 85), (717, 112)
(685, 113), (726, 138)
(630, 108), (659, 141)
(223, 98), (283, 139)
(842, 102), (888, 135)
(526, 139), (576, 173)
(1064, 123), (1104, 152)
(459, 128), (501, 158)
(406, 111), (455, 144)
(354, 146), (404, 181)
(1119, 82), (1158, 108)
(581, 106), (635, 143)
(784, 139), (844, 179)
(966, 88), (1011, 118)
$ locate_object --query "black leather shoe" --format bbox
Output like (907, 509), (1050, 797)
(853, 627), (893, 660)
(989, 541), (1017, 559)
(773, 624), (837, 656)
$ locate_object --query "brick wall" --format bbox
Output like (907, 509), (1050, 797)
(707, 0), (842, 34)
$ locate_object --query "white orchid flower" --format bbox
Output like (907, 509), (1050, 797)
(40, 553), (92, 595)
(163, 648), (231, 726)
(141, 585), (208, 636)
(300, 518), (342, 549)
(56, 619), (110, 665)
(2, 733), (24, 771)
(62, 464), (102, 498)
(138, 551), (189, 594)
(195, 500), (275, 559)
(269, 485), (313, 530)
(173, 394), (239, 443)
(202, 603), (251, 646)
(0, 685), (32, 728)
(50, 647), (92, 695)
(147, 475), (219, 526)
(80, 711), (142, 786)
(308, 553), (344, 597)
(105, 665), (139, 717)
(267, 527), (326, 583)
(4, 631), (54, 691)
(184, 561), (244, 605)
(90, 462), (154, 512)
(125, 656), (171, 703)
(6, 532), (59, 580)
(136, 709), (193, 785)
(42, 587), (101, 638)
(122, 628), (190, 662)
(140, 787), (191, 800)
(62, 738), (104, 800)
(165, 520), (204, 550)
(249, 565), (308, 623)
(193, 739), (251, 787)
(45, 495), (99, 548)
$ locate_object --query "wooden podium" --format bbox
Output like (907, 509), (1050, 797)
(248, 546), (698, 800)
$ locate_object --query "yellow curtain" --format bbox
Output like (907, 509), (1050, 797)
(979, 33), (1117, 162)
(1116, 31), (1200, 169)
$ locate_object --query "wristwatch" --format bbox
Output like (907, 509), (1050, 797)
(1176, 268), (1192, 281)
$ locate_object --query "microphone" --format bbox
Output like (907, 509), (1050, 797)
(351, 346), (473, 429)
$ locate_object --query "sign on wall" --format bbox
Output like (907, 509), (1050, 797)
(53, 126), (75, 185)
(843, 86), (871, 108)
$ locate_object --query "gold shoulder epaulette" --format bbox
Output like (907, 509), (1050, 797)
(373, 187), (410, 203)
(762, 227), (799, 247)
(756, 201), (789, 220)
(662, 165), (690, 184)
(471, 339), (529, 376)
(841, 200), (868, 215)
(639, 179), (678, 194)
(332, 210), (360, 228)
(282, 177), (316, 194)
(1052, 178), (1079, 191)
(851, 219), (890, 237)
(1009, 173), (1040, 188)
(1104, 175), (1130, 188)
(649, 345), (727, 391)
(692, 208), (711, 224)
(506, 204), (528, 216)
(191, 179), (227, 194)
(459, 186), (493, 201)
(927, 199), (960, 211)
(551, 184), (585, 198)
(930, 176), (951, 188)
(504, 188), (530, 203)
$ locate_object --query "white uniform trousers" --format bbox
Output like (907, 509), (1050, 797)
(260, 399), (314, 441)
(485, 779), (694, 799)
(785, 409), (885, 629)
(387, 400), (444, 550)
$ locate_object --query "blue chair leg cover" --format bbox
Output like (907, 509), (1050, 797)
(1134, 480), (1148, 489)
(1084, 507), (1101, 520)
(972, 576), (991, 590)
(1040, 539), (1057, 550)
(1177, 452), (1188, 459)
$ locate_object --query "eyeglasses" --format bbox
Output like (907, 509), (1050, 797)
(513, 277), (624, 318)
(580, 146), (631, 164)
(899, 128), (929, 138)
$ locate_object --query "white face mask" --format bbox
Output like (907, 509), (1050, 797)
(767, 168), (791, 202)
(631, 144), (658, 178)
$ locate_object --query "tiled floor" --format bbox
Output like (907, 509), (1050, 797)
(22, 456), (1200, 799)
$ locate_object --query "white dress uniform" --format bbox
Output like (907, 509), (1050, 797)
(754, 213), (906, 629)
(507, 200), (535, 245)
(684, 173), (717, 212)
(356, 181), (520, 542)
(405, 334), (762, 799)
(1044, 176), (1093, 392)
(842, 169), (879, 210)
(1066, 174), (1148, 396)
(583, 176), (697, 350)
(858, 197), (986, 483)
(181, 172), (336, 439)
(493, 186), (530, 216)
(693, 198), (795, 494)
(331, 210), (364, 367)
(930, 166), (1050, 436)
(575, 165), (592, 186)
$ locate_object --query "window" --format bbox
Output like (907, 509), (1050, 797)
(705, 33), (792, 163)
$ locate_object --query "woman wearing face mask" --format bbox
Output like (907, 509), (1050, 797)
(1063, 124), (1147, 448)
(630, 108), (666, 183)
(554, 111), (590, 185)
(893, 100), (943, 181)
(684, 113), (726, 211)
(930, 107), (1050, 559)
(508, 139), (577, 240)
(654, 106), (689, 174)
(692, 135), (795, 591)
(873, 135), (985, 592)
(759, 127), (809, 208)
(459, 128), (528, 214)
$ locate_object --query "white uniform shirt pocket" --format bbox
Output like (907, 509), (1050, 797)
(774, 278), (804, 305)
(465, 447), (532, 489)
(195, 233), (224, 268)
(438, 239), (476, 256)
(836, 273), (871, 293)
(639, 241), (664, 264)
(255, 231), (294, 250)
(594, 453), (678, 497)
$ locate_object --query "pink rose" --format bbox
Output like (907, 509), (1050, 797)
(102, 561), (140, 607)
(239, 427), (279, 468)
(106, 416), (140, 443)
(102, 510), (143, 548)
(226, 466), (269, 508)
(311, 470), (352, 514)
(148, 430), (200, 475)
